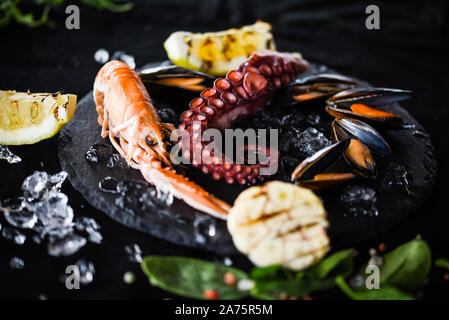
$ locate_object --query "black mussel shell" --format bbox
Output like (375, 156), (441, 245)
(332, 118), (391, 156)
(327, 87), (412, 107)
(139, 64), (215, 92)
(296, 172), (356, 191)
(291, 139), (350, 181)
(326, 103), (403, 127)
(287, 73), (357, 104)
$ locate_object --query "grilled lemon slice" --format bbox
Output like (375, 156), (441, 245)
(0, 90), (77, 145)
(227, 181), (330, 271)
(164, 21), (276, 76)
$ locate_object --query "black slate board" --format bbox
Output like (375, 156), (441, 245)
(58, 62), (437, 255)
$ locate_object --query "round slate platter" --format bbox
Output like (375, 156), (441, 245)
(58, 62), (437, 255)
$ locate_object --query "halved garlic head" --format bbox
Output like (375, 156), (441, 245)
(227, 181), (329, 271)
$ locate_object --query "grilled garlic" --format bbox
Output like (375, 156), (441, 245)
(227, 181), (329, 271)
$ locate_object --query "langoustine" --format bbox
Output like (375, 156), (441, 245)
(177, 51), (309, 184)
(93, 60), (230, 219)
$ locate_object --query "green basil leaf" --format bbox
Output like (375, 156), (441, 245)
(435, 258), (449, 270)
(308, 249), (355, 279)
(141, 256), (249, 300)
(335, 276), (414, 300)
(250, 249), (354, 299)
(250, 265), (283, 280)
(379, 236), (431, 291)
(251, 278), (312, 300)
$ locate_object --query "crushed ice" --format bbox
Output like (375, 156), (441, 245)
(0, 171), (102, 256)
(340, 185), (378, 217)
(0, 145), (21, 164)
(295, 127), (331, 157)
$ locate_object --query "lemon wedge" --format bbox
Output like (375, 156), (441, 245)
(0, 90), (77, 145)
(164, 21), (276, 76)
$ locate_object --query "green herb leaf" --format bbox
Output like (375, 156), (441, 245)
(250, 265), (283, 280)
(308, 249), (355, 279)
(81, 0), (134, 13)
(435, 258), (449, 270)
(141, 256), (249, 300)
(251, 249), (354, 299)
(251, 278), (311, 300)
(378, 236), (431, 291)
(335, 275), (414, 300)
(0, 0), (134, 28)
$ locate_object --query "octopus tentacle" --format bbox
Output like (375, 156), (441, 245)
(177, 51), (309, 184)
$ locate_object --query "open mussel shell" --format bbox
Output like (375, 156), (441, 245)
(343, 139), (376, 177)
(291, 140), (355, 190)
(288, 73), (357, 103)
(332, 118), (391, 157)
(139, 64), (215, 92)
(326, 103), (403, 127)
(296, 172), (357, 191)
(327, 87), (412, 107)
(326, 87), (411, 127)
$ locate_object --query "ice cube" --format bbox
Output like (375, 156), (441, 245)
(32, 234), (43, 244)
(94, 48), (109, 64)
(75, 216), (100, 232)
(22, 171), (49, 200)
(86, 226), (103, 244)
(10, 257), (25, 269)
(0, 197), (25, 212)
(306, 113), (321, 125)
(111, 50), (136, 69)
(48, 171), (68, 192)
(2, 227), (26, 245)
(223, 257), (233, 266)
(34, 192), (74, 228)
(47, 234), (86, 257)
(4, 209), (37, 229)
(75, 259), (95, 284)
(193, 214), (216, 244)
(0, 145), (21, 164)
(125, 243), (142, 263)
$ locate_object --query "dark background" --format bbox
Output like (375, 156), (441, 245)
(0, 0), (448, 299)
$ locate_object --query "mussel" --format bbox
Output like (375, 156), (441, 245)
(291, 139), (356, 190)
(326, 88), (412, 127)
(331, 118), (391, 157)
(139, 64), (215, 92)
(272, 73), (356, 107)
(342, 139), (376, 177)
(287, 73), (357, 104)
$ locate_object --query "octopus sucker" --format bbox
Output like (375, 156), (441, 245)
(177, 50), (309, 184)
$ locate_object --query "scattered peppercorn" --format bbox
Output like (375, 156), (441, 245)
(203, 289), (219, 300)
(378, 243), (387, 253)
(223, 272), (237, 286)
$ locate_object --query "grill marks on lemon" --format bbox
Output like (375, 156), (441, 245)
(227, 181), (330, 271)
(164, 21), (276, 76)
(0, 90), (76, 145)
